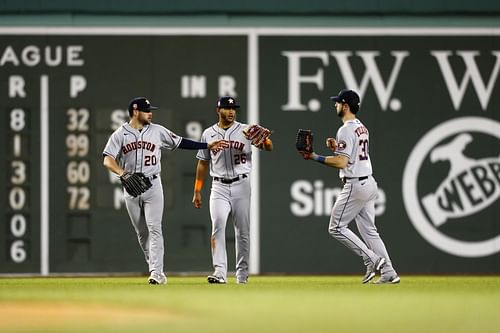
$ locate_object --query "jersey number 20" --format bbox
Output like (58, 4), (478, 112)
(145, 155), (157, 166)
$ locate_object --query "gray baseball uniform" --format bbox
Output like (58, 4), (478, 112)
(103, 122), (181, 275)
(197, 121), (252, 282)
(328, 119), (397, 277)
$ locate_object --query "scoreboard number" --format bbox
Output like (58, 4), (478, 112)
(66, 161), (90, 184)
(66, 108), (89, 131)
(10, 108), (25, 132)
(8, 108), (29, 264)
(66, 134), (89, 157)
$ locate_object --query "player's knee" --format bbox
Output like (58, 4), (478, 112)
(328, 225), (342, 237)
(147, 223), (162, 235)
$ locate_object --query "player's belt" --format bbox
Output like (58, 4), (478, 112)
(342, 176), (368, 184)
(213, 174), (248, 184)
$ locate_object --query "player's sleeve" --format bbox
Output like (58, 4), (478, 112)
(159, 125), (182, 150)
(196, 129), (211, 161)
(334, 126), (355, 159)
(102, 128), (122, 159)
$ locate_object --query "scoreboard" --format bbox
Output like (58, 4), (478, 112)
(0, 34), (248, 274)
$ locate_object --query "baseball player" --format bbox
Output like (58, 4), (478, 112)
(192, 96), (273, 284)
(103, 97), (226, 285)
(299, 89), (400, 284)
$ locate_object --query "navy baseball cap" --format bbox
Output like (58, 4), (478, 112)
(217, 96), (240, 109)
(128, 97), (158, 113)
(330, 89), (360, 112)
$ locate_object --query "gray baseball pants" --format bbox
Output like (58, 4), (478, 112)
(124, 177), (165, 275)
(328, 176), (396, 276)
(209, 176), (251, 281)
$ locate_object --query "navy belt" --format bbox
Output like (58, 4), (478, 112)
(342, 176), (368, 184)
(214, 174), (247, 184)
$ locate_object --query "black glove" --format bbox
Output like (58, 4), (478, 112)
(120, 172), (153, 197)
(295, 129), (314, 153)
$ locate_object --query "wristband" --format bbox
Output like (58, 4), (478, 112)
(312, 154), (326, 164)
(194, 179), (203, 192)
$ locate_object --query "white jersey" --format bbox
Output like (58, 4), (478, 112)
(334, 118), (373, 179)
(103, 122), (182, 177)
(197, 121), (252, 178)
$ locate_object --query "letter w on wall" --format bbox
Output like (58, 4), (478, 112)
(331, 51), (409, 111)
(431, 51), (500, 111)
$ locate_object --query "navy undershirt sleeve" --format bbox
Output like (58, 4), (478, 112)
(178, 138), (208, 150)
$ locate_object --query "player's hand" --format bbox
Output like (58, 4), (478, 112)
(326, 138), (337, 152)
(298, 151), (313, 160)
(208, 139), (229, 151)
(192, 191), (202, 209)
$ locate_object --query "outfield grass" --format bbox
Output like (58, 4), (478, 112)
(0, 276), (499, 333)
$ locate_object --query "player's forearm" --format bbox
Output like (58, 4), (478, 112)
(194, 160), (209, 192)
(311, 153), (347, 169)
(103, 155), (125, 176)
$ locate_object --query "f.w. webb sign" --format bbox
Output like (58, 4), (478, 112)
(258, 32), (500, 272)
(281, 50), (500, 112)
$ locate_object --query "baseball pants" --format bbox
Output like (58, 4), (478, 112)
(209, 175), (251, 281)
(124, 177), (165, 275)
(328, 176), (396, 275)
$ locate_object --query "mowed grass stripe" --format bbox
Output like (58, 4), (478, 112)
(0, 276), (498, 333)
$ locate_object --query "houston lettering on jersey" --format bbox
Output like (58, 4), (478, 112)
(122, 141), (156, 154)
(211, 140), (245, 155)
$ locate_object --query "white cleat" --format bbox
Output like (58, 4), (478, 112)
(373, 275), (401, 284)
(207, 274), (226, 284)
(362, 257), (386, 284)
(148, 272), (167, 285)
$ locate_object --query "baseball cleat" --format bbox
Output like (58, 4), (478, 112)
(362, 257), (386, 284)
(148, 272), (167, 285)
(236, 278), (248, 284)
(375, 257), (386, 271)
(373, 275), (401, 284)
(362, 269), (376, 284)
(207, 274), (226, 284)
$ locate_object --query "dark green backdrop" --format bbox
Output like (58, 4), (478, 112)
(1, 30), (499, 274)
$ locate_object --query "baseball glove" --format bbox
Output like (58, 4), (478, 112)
(295, 129), (314, 153)
(120, 172), (153, 197)
(243, 124), (271, 147)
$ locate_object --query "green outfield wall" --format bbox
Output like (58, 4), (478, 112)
(0, 27), (498, 275)
(0, 1), (499, 275)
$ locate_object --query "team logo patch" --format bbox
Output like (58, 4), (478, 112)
(337, 140), (347, 151)
(402, 117), (500, 257)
